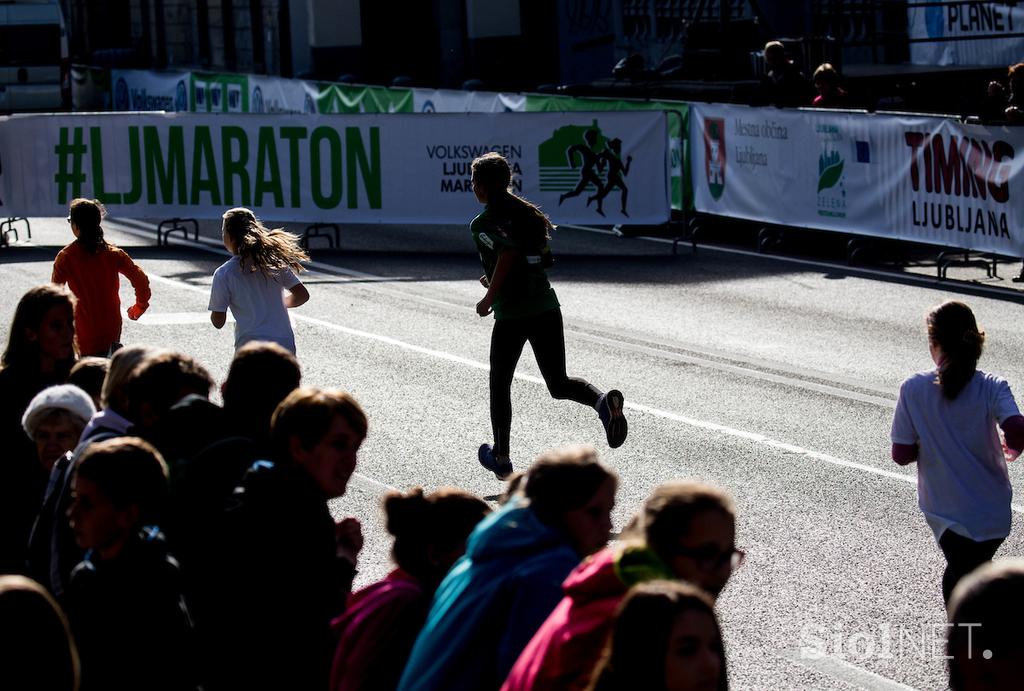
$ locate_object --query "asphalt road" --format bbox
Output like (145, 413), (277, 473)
(3, 216), (1023, 690)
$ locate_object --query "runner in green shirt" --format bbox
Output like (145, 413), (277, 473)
(470, 152), (628, 479)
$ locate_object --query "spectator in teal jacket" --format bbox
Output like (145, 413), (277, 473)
(397, 446), (617, 691)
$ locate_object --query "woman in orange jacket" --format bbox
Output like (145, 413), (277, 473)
(52, 199), (150, 357)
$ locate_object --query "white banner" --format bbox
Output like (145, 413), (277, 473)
(0, 112), (669, 225)
(692, 104), (1024, 257)
(111, 70), (191, 112)
(248, 75), (318, 114)
(908, 2), (1024, 66)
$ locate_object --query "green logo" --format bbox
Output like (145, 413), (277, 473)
(816, 146), (847, 218)
(818, 149), (844, 192)
(191, 73), (249, 113)
(540, 120), (633, 217)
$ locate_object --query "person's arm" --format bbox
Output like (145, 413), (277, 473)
(285, 282), (309, 308)
(477, 249), (521, 317)
(1000, 414), (1024, 461)
(208, 268), (230, 329)
(51, 254), (66, 285)
(891, 380), (919, 466)
(118, 251), (151, 320)
(891, 443), (919, 465)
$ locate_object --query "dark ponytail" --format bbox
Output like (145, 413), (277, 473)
(927, 301), (985, 399)
(384, 487), (490, 583)
(69, 198), (107, 253)
(471, 152), (553, 252)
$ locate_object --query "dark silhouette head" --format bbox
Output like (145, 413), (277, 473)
(588, 580), (728, 691)
(68, 198), (107, 253)
(927, 301), (984, 399)
(222, 341), (301, 442)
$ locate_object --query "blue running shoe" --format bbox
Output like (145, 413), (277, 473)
(478, 444), (514, 480)
(598, 390), (628, 448)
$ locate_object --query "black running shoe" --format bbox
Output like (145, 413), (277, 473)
(478, 444), (513, 480)
(598, 390), (628, 448)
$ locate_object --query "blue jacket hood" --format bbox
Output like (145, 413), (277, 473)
(465, 498), (568, 562)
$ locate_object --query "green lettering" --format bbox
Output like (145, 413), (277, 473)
(279, 127), (307, 208)
(254, 127), (284, 208)
(144, 126), (186, 204)
(190, 126), (221, 206)
(345, 127), (382, 209)
(90, 127), (121, 204)
(310, 127), (342, 209)
(123, 127), (142, 205)
(221, 126), (250, 206)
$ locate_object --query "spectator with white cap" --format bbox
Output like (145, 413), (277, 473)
(22, 384), (96, 474)
(5, 385), (95, 575)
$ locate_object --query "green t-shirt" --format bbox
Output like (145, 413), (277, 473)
(470, 205), (559, 320)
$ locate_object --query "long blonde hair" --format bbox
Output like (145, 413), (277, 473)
(222, 208), (309, 276)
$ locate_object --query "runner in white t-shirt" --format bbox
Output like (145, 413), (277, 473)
(208, 208), (310, 353)
(891, 300), (1024, 604)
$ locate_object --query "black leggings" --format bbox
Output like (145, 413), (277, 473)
(938, 529), (1004, 604)
(489, 308), (601, 455)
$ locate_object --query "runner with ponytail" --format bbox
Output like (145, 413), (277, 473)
(470, 153), (627, 479)
(891, 300), (1024, 603)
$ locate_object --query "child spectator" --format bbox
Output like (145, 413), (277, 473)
(83, 345), (163, 440)
(811, 63), (849, 108)
(891, 301), (1024, 603)
(63, 437), (198, 691)
(0, 575), (80, 691)
(1, 285), (76, 573)
(503, 481), (740, 691)
(947, 559), (1024, 691)
(209, 207), (310, 353)
(52, 199), (150, 357)
(221, 340), (302, 449)
(399, 446), (618, 691)
(68, 357), (109, 410)
(330, 487), (491, 691)
(123, 351), (217, 460)
(202, 387), (367, 691)
(168, 342), (301, 619)
(27, 346), (162, 596)
(170, 341), (301, 543)
(587, 580), (728, 691)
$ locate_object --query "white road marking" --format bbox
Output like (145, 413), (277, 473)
(779, 649), (922, 691)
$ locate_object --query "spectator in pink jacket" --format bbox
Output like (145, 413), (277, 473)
(502, 481), (740, 691)
(329, 487), (490, 691)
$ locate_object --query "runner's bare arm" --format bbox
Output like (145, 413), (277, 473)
(477, 249), (520, 317)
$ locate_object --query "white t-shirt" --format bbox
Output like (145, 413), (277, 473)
(891, 368), (1020, 542)
(209, 256), (300, 353)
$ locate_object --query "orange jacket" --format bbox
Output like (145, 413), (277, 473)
(52, 241), (151, 356)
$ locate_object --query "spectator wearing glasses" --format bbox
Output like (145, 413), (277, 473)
(502, 481), (740, 691)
